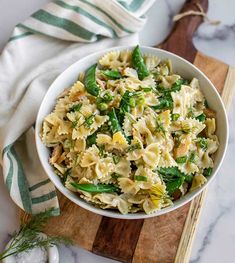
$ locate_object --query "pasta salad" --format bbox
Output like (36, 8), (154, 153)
(41, 46), (219, 214)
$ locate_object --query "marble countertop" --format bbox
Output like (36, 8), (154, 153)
(1, 0), (235, 262)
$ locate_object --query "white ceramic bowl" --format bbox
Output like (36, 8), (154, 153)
(35, 46), (229, 219)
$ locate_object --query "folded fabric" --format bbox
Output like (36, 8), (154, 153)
(0, 0), (155, 215)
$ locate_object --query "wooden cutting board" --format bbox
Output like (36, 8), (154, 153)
(21, 0), (235, 262)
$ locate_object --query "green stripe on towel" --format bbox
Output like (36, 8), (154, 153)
(79, 0), (134, 34)
(11, 146), (32, 213)
(29, 178), (51, 192)
(9, 32), (34, 42)
(5, 153), (14, 191)
(32, 9), (94, 40)
(55, 0), (117, 37)
(32, 190), (57, 204)
(2, 144), (13, 158)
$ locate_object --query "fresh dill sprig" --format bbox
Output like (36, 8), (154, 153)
(0, 209), (72, 260)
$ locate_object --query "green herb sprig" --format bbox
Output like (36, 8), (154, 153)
(0, 209), (72, 260)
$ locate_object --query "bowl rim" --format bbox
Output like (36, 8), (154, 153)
(35, 45), (229, 220)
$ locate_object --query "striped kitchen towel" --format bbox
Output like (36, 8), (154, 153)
(0, 0), (155, 215)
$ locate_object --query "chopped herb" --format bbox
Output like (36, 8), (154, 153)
(98, 123), (110, 133)
(126, 143), (141, 152)
(72, 119), (78, 129)
(98, 145), (106, 158)
(111, 173), (122, 179)
(195, 113), (206, 122)
(171, 79), (184, 92)
(63, 139), (74, 149)
(175, 156), (187, 164)
(86, 132), (97, 147)
(187, 107), (195, 118)
(141, 87), (152, 92)
(84, 115), (94, 128)
(112, 155), (121, 164)
(155, 118), (166, 135)
(152, 96), (173, 110)
(69, 103), (82, 112)
(188, 152), (197, 163)
(134, 175), (148, 182)
(102, 70), (122, 80)
(203, 167), (213, 177)
(198, 138), (208, 150)
(172, 113), (180, 121)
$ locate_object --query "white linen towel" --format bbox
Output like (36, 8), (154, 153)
(0, 0), (155, 215)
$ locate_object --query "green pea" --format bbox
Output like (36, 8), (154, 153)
(103, 92), (113, 102)
(129, 97), (136, 107)
(172, 113), (180, 121)
(98, 102), (108, 111)
(84, 64), (100, 96)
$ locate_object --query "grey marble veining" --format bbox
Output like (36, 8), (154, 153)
(0, 0), (235, 263)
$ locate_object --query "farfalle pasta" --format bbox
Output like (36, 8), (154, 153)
(41, 46), (219, 214)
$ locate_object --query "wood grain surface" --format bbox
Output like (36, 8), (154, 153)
(20, 0), (235, 262)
